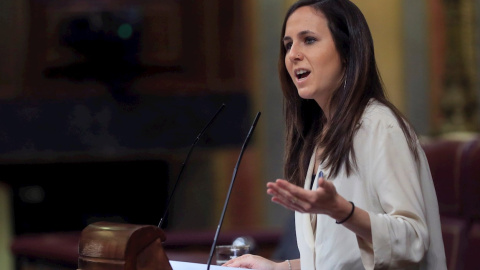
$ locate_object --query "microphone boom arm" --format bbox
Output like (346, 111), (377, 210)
(206, 111), (261, 269)
(158, 103), (226, 228)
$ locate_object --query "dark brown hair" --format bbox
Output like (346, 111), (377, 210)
(279, 0), (418, 186)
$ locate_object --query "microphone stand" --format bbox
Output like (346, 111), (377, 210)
(158, 103), (226, 228)
(206, 112), (261, 269)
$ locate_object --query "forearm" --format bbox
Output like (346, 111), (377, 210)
(329, 197), (372, 243)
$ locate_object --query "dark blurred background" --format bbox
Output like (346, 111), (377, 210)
(0, 0), (255, 235)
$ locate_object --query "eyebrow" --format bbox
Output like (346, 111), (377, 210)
(283, 30), (316, 42)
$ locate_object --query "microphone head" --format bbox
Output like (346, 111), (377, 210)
(232, 236), (257, 254)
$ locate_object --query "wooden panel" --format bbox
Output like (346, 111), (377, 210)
(21, 0), (247, 99)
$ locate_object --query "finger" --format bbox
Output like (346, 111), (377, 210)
(267, 180), (313, 208)
(267, 184), (302, 206)
(223, 254), (256, 268)
(268, 189), (300, 209)
(223, 257), (241, 267)
(267, 182), (291, 199)
(222, 258), (234, 266)
(271, 196), (305, 212)
(266, 180), (291, 192)
(268, 180), (301, 198)
(269, 187), (307, 211)
(317, 176), (326, 188)
(316, 176), (336, 192)
(267, 179), (313, 212)
(270, 191), (299, 205)
(274, 179), (307, 198)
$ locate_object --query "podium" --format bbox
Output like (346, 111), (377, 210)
(77, 221), (258, 270)
(78, 221), (172, 270)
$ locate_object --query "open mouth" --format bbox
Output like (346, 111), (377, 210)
(295, 70), (310, 80)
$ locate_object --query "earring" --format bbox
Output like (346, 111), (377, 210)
(344, 75), (347, 89)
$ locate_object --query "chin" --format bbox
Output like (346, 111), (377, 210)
(297, 90), (314, 100)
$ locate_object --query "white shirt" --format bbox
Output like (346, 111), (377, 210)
(295, 100), (447, 269)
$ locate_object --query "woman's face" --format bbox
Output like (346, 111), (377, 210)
(283, 6), (343, 109)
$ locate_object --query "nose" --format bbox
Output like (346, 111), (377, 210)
(287, 45), (303, 62)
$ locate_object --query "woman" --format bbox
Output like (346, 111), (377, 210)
(223, 0), (446, 269)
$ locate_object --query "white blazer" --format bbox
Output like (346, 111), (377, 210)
(295, 100), (447, 269)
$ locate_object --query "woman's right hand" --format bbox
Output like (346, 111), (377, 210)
(222, 254), (284, 270)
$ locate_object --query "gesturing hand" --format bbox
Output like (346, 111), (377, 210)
(266, 175), (342, 217)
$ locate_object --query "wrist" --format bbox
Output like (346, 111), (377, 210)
(334, 201), (355, 224)
(330, 198), (354, 222)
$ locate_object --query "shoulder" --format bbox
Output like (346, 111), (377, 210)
(356, 99), (417, 145)
(361, 99), (398, 126)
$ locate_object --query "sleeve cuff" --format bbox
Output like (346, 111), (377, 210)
(357, 212), (392, 269)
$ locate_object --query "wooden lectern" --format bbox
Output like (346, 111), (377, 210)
(78, 221), (173, 270)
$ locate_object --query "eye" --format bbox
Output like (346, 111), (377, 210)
(284, 41), (293, 51)
(305, 36), (317, 44)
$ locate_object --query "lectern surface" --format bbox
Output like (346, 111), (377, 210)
(169, 260), (252, 270)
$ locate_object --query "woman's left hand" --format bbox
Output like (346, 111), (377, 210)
(268, 175), (373, 242)
(266, 175), (342, 217)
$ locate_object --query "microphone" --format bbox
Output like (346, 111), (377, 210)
(206, 111), (261, 269)
(158, 103), (226, 228)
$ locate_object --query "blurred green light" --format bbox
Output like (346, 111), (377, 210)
(118, 23), (133, 39)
